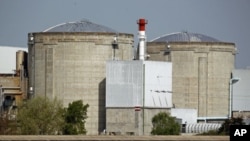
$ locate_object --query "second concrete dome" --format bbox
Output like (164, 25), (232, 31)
(151, 32), (220, 42)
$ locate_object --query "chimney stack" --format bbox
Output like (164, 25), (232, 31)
(137, 18), (147, 60)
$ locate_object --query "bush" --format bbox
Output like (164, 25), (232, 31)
(151, 112), (180, 135)
(17, 96), (64, 135)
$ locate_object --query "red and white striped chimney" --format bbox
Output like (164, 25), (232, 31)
(137, 18), (147, 60)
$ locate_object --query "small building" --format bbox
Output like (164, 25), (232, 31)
(106, 60), (172, 135)
(0, 46), (28, 118)
(232, 69), (250, 119)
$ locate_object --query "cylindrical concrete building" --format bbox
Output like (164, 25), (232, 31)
(27, 20), (134, 135)
(147, 32), (236, 122)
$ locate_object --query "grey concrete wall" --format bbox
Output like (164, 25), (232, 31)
(28, 32), (134, 135)
(106, 108), (170, 135)
(147, 42), (236, 118)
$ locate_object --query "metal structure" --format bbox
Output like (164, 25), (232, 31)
(147, 32), (236, 121)
(185, 123), (221, 133)
(27, 20), (134, 135)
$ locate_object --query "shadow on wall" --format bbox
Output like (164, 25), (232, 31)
(98, 78), (106, 134)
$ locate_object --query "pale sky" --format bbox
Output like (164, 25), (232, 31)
(0, 0), (249, 69)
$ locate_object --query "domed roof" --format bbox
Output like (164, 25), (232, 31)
(43, 20), (117, 33)
(151, 32), (220, 42)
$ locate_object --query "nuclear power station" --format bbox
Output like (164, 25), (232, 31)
(1, 18), (249, 135)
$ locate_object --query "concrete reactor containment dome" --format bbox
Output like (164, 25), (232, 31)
(28, 20), (134, 135)
(151, 32), (220, 42)
(43, 20), (117, 33)
(147, 32), (236, 122)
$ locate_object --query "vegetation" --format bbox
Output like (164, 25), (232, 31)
(197, 129), (221, 136)
(151, 112), (180, 135)
(17, 96), (65, 135)
(63, 100), (89, 135)
(15, 97), (89, 135)
(0, 114), (18, 135)
(218, 117), (245, 135)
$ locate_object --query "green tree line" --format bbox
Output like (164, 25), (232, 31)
(0, 96), (89, 135)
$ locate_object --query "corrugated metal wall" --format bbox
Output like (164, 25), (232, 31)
(106, 60), (172, 108)
(232, 69), (250, 111)
(106, 61), (143, 107)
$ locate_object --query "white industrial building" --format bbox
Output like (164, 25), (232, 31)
(106, 60), (172, 135)
(105, 19), (173, 135)
(106, 61), (172, 108)
(231, 69), (250, 122)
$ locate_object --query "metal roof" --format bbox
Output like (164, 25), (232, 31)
(43, 20), (117, 33)
(151, 32), (220, 42)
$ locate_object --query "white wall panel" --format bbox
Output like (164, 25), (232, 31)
(106, 60), (172, 108)
(144, 61), (172, 107)
(232, 69), (250, 111)
(171, 108), (197, 124)
(106, 61), (143, 107)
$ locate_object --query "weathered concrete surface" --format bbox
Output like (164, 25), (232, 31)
(0, 135), (229, 141)
(28, 32), (134, 135)
(147, 42), (236, 118)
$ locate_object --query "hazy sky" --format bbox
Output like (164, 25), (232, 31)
(0, 0), (249, 69)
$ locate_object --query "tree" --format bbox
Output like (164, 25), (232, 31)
(151, 112), (180, 135)
(218, 117), (245, 135)
(63, 100), (89, 135)
(17, 96), (64, 135)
